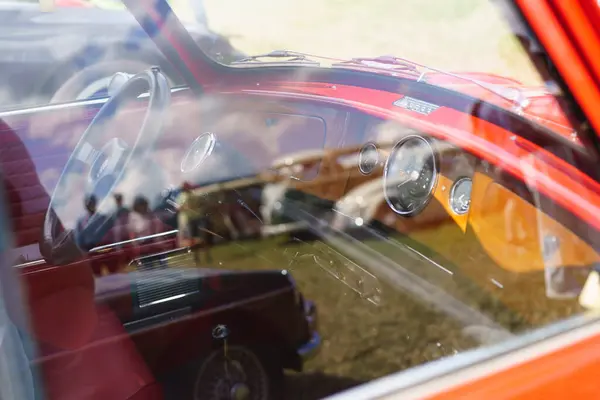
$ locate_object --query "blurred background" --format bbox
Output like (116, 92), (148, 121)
(203, 0), (542, 84)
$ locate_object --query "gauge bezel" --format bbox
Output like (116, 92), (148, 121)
(383, 134), (438, 217)
(449, 176), (472, 215)
(180, 131), (216, 173)
(358, 142), (379, 175)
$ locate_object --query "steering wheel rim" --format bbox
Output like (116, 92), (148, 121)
(40, 67), (171, 265)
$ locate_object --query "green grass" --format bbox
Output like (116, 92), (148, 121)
(365, 224), (584, 330)
(199, 233), (476, 397)
(188, 220), (584, 398)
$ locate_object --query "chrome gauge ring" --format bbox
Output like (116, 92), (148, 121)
(359, 142), (379, 175)
(180, 132), (217, 173)
(383, 135), (438, 217)
(449, 177), (472, 215)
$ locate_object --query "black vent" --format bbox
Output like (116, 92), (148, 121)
(133, 249), (198, 308)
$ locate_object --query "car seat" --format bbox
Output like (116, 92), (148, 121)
(0, 117), (162, 400)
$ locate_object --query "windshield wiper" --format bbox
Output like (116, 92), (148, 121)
(232, 50), (321, 65)
(336, 55), (421, 73)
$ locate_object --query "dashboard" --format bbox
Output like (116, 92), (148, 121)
(102, 94), (598, 333)
(8, 84), (595, 317)
(133, 94), (600, 294)
(350, 118), (478, 234)
(331, 116), (600, 306)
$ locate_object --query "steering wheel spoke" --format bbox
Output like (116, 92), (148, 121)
(75, 141), (102, 166)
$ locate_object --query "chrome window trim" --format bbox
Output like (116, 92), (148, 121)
(0, 87), (189, 118)
(90, 229), (178, 252)
(14, 229), (179, 268)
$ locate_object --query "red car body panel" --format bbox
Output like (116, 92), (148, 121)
(424, 72), (576, 138)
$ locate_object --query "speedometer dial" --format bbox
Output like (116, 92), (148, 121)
(383, 135), (438, 216)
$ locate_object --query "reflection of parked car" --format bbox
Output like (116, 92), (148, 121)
(91, 247), (320, 400)
(0, 0), (240, 107)
(15, 247), (320, 400)
(260, 145), (389, 235)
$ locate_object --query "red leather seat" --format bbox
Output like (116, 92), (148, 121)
(0, 118), (162, 400)
(35, 302), (161, 400)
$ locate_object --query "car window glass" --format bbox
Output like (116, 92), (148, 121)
(0, 0), (599, 399)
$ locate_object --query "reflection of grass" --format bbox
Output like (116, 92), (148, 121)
(364, 223), (583, 331)
(185, 220), (584, 398)
(101, 218), (585, 398)
(199, 233), (478, 397)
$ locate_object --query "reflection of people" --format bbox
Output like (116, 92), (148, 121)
(75, 194), (99, 250)
(77, 194), (97, 230)
(114, 194), (129, 219)
(129, 196), (158, 239)
(176, 182), (212, 264)
(222, 190), (240, 240)
(128, 195), (170, 265)
(106, 193), (131, 273)
(108, 193), (130, 242)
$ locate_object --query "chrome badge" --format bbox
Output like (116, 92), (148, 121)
(393, 96), (440, 115)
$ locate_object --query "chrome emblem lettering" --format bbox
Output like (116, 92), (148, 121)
(393, 97), (440, 115)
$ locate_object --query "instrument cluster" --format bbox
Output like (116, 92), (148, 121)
(359, 133), (475, 220)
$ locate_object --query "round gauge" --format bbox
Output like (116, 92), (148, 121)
(180, 132), (216, 173)
(449, 177), (472, 215)
(359, 143), (379, 174)
(384, 135), (438, 216)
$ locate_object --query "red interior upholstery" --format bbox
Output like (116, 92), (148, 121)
(37, 304), (160, 400)
(0, 118), (161, 399)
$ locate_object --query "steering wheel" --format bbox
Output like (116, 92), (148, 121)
(40, 67), (171, 265)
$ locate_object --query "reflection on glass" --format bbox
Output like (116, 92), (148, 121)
(1, 1), (599, 399)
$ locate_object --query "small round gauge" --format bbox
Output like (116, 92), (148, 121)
(384, 135), (438, 216)
(180, 132), (216, 173)
(359, 142), (379, 174)
(449, 177), (472, 215)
